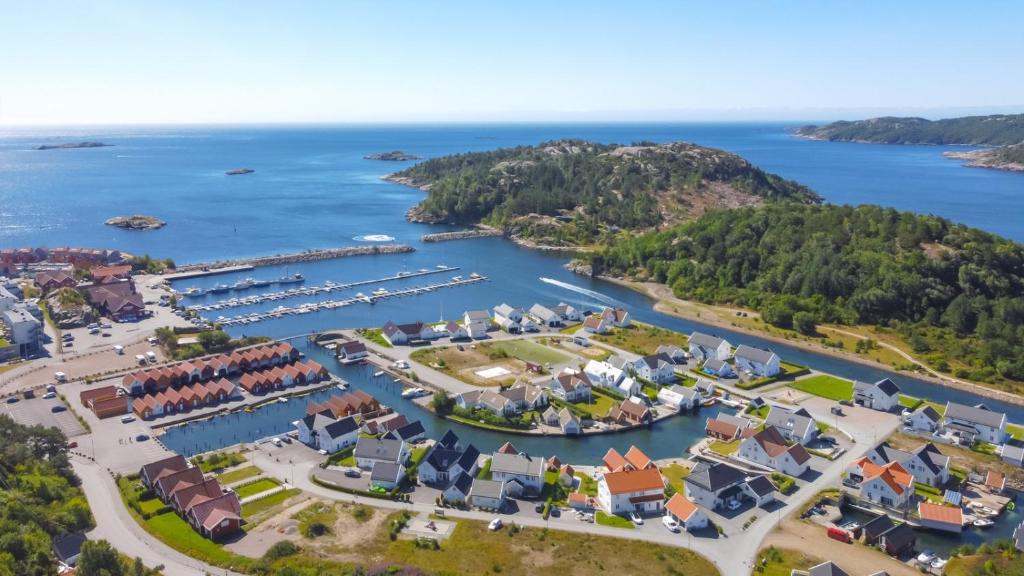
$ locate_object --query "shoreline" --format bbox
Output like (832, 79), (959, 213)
(594, 274), (1024, 408)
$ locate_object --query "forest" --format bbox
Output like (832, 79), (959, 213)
(391, 140), (818, 243)
(795, 113), (1024, 145)
(594, 204), (1024, 384)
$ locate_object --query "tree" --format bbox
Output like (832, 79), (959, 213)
(431, 390), (454, 415)
(197, 330), (231, 351)
(793, 312), (818, 336)
(78, 540), (124, 576)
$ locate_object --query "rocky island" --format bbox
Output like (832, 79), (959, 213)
(36, 141), (112, 150)
(225, 168), (255, 176)
(944, 143), (1024, 172)
(364, 150), (422, 161)
(104, 215), (166, 230)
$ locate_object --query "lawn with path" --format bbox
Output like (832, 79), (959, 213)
(590, 322), (689, 356)
(789, 374), (853, 401)
(234, 477), (281, 499)
(217, 465), (262, 485)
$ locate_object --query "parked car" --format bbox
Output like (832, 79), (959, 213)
(62, 333), (74, 341)
(121, 415), (136, 423)
(534, 503), (545, 513)
(488, 518), (503, 531)
(662, 516), (680, 532)
(839, 399), (853, 407)
(344, 468), (361, 478)
(43, 391), (56, 399)
(629, 511), (643, 524)
(917, 550), (936, 564)
(54, 372), (67, 382)
(50, 405), (66, 413)
(5, 397), (18, 404)
(135, 434), (149, 442)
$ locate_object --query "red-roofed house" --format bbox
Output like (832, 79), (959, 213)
(185, 492), (242, 540)
(918, 501), (963, 533)
(665, 493), (709, 531)
(597, 467), (665, 515)
(846, 458), (913, 509)
(139, 455), (188, 489)
(738, 426), (811, 477)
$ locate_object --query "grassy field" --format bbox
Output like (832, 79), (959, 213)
(192, 450), (247, 472)
(575, 472), (598, 496)
(708, 438), (740, 456)
(147, 511), (249, 566)
(137, 497), (167, 515)
(411, 340), (569, 387)
(358, 328), (392, 348)
(747, 405), (771, 420)
(240, 488), (301, 517)
(789, 374), (853, 401)
(489, 339), (570, 365)
(755, 546), (822, 576)
(216, 465), (262, 485)
(569, 393), (617, 419)
(1009, 423), (1024, 440)
(662, 463), (690, 493)
(590, 322), (689, 355)
(595, 511), (635, 529)
(233, 478), (281, 498)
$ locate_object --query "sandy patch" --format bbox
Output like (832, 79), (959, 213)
(475, 366), (512, 379)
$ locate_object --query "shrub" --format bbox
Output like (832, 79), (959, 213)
(264, 541), (299, 561)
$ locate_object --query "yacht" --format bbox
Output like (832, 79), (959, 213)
(251, 278), (271, 288)
(469, 272), (481, 279)
(278, 273), (305, 284)
(210, 284), (230, 294)
(231, 278), (255, 290)
(183, 287), (206, 297)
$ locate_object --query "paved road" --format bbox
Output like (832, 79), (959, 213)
(72, 457), (245, 576)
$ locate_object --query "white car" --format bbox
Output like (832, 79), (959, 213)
(727, 500), (742, 511)
(661, 516), (680, 532)
(629, 511), (643, 525)
(42, 391), (56, 399)
(488, 518), (503, 531)
(121, 415), (136, 423)
(931, 558), (947, 570)
(916, 550), (936, 564)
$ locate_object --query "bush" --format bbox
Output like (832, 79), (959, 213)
(264, 540), (300, 561)
(300, 520), (329, 538)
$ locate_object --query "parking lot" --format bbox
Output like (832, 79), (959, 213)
(0, 392), (86, 438)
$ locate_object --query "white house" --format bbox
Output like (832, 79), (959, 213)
(444, 321), (468, 340)
(548, 369), (592, 403)
(695, 378), (716, 397)
(493, 314), (521, 334)
(738, 426), (811, 477)
(684, 462), (773, 510)
(600, 307), (630, 328)
(442, 472), (474, 504)
(354, 437), (407, 470)
(551, 302), (581, 322)
(764, 406), (819, 445)
(466, 320), (489, 339)
(381, 321), (437, 345)
(853, 378), (901, 412)
(499, 383), (548, 412)
(468, 479), (506, 510)
(493, 303), (522, 324)
(617, 376), (641, 397)
(905, 405), (942, 432)
(657, 385), (700, 410)
(864, 441), (950, 488)
(584, 360), (625, 389)
(369, 462), (406, 490)
(336, 341), (368, 363)
(463, 310), (490, 326)
(317, 416), (361, 453)
(655, 345), (689, 363)
(597, 467), (665, 515)
(418, 432), (480, 485)
(733, 345), (781, 377)
(557, 408), (581, 435)
(456, 389), (516, 416)
(943, 401), (1008, 445)
(846, 458), (913, 509)
(630, 353), (676, 384)
(664, 494), (709, 531)
(688, 332), (731, 362)
(489, 451), (545, 496)
(528, 304), (562, 327)
(702, 357), (734, 378)
(582, 314), (612, 334)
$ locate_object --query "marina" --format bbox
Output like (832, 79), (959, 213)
(208, 273), (486, 326)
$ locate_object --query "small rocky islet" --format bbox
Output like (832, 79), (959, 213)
(225, 168), (255, 176)
(364, 150), (422, 161)
(104, 214), (166, 230)
(35, 141), (112, 150)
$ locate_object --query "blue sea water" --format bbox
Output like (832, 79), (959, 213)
(3, 123), (1024, 456)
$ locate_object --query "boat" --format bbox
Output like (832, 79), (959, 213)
(251, 278), (271, 287)
(278, 397), (288, 403)
(401, 388), (418, 399)
(183, 287), (206, 297)
(373, 371), (385, 377)
(278, 273), (305, 284)
(231, 278), (255, 290)
(973, 518), (995, 528)
(469, 272), (481, 278)
(701, 398), (717, 407)
(210, 284), (230, 294)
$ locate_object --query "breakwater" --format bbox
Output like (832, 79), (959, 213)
(172, 244), (416, 274)
(421, 229), (503, 242)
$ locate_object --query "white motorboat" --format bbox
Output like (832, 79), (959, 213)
(973, 518), (994, 528)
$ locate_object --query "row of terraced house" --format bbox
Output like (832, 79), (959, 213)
(138, 455), (243, 541)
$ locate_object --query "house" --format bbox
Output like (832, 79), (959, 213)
(154, 466), (204, 502)
(548, 369), (592, 403)
(986, 470), (1006, 493)
(664, 493), (709, 531)
(370, 461), (406, 490)
(1002, 444), (1024, 468)
(765, 406), (820, 445)
(381, 320), (437, 345)
(463, 310), (490, 326)
(581, 314), (611, 334)
(616, 376), (641, 397)
(1015, 520), (1024, 552)
(608, 398), (653, 426)
(336, 341), (368, 363)
(918, 501), (963, 534)
(550, 302), (580, 322)
(170, 478), (223, 515)
(695, 378), (716, 397)
(943, 401), (1008, 445)
(418, 432), (480, 484)
(84, 282), (145, 322)
(684, 462), (765, 510)
(318, 416), (361, 453)
(583, 360), (624, 389)
(601, 307), (630, 328)
(53, 532), (87, 567)
(744, 475), (777, 507)
(656, 345), (689, 364)
(853, 378), (901, 412)
(469, 479), (506, 510)
(442, 471), (474, 504)
(185, 492), (243, 540)
(466, 320), (489, 339)
(354, 437), (407, 470)
(558, 408), (581, 435)
(90, 264), (132, 284)
(864, 441), (950, 487)
(489, 451), (545, 496)
(846, 458), (913, 509)
(878, 522), (916, 557)
(457, 389), (516, 416)
(630, 353), (676, 384)
(496, 441), (519, 454)
(705, 413), (755, 441)
(542, 406), (560, 427)
(500, 383), (548, 412)
(140, 455), (189, 489)
(597, 467), (666, 515)
(657, 384), (700, 410)
(738, 426), (812, 477)
(702, 357), (734, 378)
(445, 321), (468, 340)
(861, 513), (895, 545)
(34, 270), (76, 293)
(383, 420), (427, 444)
(603, 446), (656, 473)
(801, 562), (851, 576)
(734, 345), (781, 377)
(529, 304), (562, 327)
(688, 332), (731, 362)
(493, 303), (523, 324)
(906, 404), (942, 432)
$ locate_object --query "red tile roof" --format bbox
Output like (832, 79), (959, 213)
(665, 493), (700, 521)
(602, 467), (664, 495)
(918, 502), (963, 525)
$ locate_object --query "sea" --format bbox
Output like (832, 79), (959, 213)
(3, 123), (1024, 457)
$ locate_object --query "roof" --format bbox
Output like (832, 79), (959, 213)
(53, 532), (87, 563)
(437, 429), (460, 449)
(765, 406), (816, 438)
(456, 444), (480, 472)
(745, 475), (776, 497)
(141, 455), (188, 483)
(913, 443), (950, 475)
(705, 417), (739, 438)
(386, 420), (426, 442)
(918, 502), (963, 525)
(490, 452), (544, 478)
(156, 466), (204, 498)
(603, 448), (629, 472)
(868, 442), (912, 465)
(493, 303), (516, 318)
(602, 467), (664, 495)
(529, 303), (558, 321)
(686, 462), (746, 492)
(354, 437), (404, 462)
(749, 426), (812, 465)
(496, 441), (519, 454)
(914, 404), (942, 423)
(862, 513), (895, 537)
(640, 353), (674, 370)
(322, 416), (359, 440)
(986, 470), (1006, 491)
(450, 471), (473, 495)
(189, 492), (242, 531)
(808, 561), (851, 576)
(734, 344), (777, 365)
(703, 358), (728, 371)
(338, 341), (367, 355)
(370, 461), (404, 483)
(879, 522), (916, 549)
(624, 446), (653, 470)
(665, 493), (700, 521)
(688, 331), (726, 350)
(470, 478), (506, 500)
(1003, 444), (1024, 463)
(172, 478), (223, 512)
(464, 310), (489, 321)
(854, 458), (913, 495)
(945, 401), (1006, 429)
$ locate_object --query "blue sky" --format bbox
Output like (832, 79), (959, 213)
(1, 0), (1022, 124)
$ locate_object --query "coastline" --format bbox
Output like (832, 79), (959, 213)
(593, 274), (1024, 408)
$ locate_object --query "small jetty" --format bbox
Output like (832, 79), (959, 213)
(209, 274), (487, 326)
(184, 266), (459, 309)
(421, 229), (503, 243)
(172, 244), (415, 274)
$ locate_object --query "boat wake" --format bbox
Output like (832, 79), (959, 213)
(538, 277), (623, 306)
(353, 234), (396, 242)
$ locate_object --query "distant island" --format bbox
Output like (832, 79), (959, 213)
(225, 168), (255, 176)
(387, 139), (818, 247)
(365, 150), (422, 161)
(104, 215), (166, 230)
(795, 114), (1024, 172)
(35, 141), (112, 151)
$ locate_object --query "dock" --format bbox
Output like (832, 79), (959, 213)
(172, 244), (415, 274)
(185, 266), (462, 312)
(163, 265), (255, 281)
(208, 274), (487, 326)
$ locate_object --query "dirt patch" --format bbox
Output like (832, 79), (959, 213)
(515, 542), (556, 569)
(225, 498), (311, 558)
(762, 517), (918, 576)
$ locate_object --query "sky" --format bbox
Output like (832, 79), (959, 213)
(1, 0), (1022, 125)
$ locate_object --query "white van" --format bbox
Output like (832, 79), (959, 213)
(146, 351), (157, 363)
(54, 372), (67, 383)
(113, 345), (124, 355)
(121, 415), (136, 424)
(271, 437), (283, 447)
(135, 354), (147, 365)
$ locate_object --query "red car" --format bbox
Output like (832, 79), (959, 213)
(827, 526), (852, 543)
(67, 441), (78, 449)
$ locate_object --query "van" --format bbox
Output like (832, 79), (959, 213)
(135, 354), (147, 365)
(827, 526), (852, 543)
(113, 345), (124, 355)
(121, 415), (136, 424)
(54, 372), (67, 383)
(146, 351), (157, 363)
(271, 437), (283, 447)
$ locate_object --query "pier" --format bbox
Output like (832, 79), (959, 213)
(208, 274), (487, 326)
(185, 266), (462, 311)
(421, 228), (503, 242)
(162, 265), (255, 281)
(172, 244), (416, 274)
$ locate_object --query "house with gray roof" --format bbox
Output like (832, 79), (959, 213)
(765, 406), (819, 445)
(528, 303), (562, 327)
(702, 357), (734, 378)
(684, 462), (772, 510)
(853, 378), (901, 412)
(865, 441), (950, 487)
(550, 302), (580, 322)
(943, 401), (1007, 445)
(804, 561), (851, 576)
(1003, 444), (1024, 468)
(688, 331), (731, 361)
(442, 471), (475, 503)
(369, 461), (406, 490)
(906, 404), (942, 432)
(490, 451), (545, 496)
(354, 437), (407, 470)
(469, 478), (507, 510)
(419, 431), (480, 487)
(655, 345), (689, 363)
(629, 352), (676, 383)
(734, 344), (780, 377)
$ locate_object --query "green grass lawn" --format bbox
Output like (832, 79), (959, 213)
(898, 394), (923, 411)
(755, 546), (821, 576)
(476, 457), (492, 480)
(409, 445), (429, 465)
(575, 472), (598, 496)
(589, 322), (689, 356)
(789, 374), (853, 401)
(489, 339), (570, 365)
(216, 465), (262, 485)
(770, 473), (796, 495)
(662, 464), (690, 493)
(358, 328), (392, 348)
(241, 488), (301, 517)
(234, 478), (281, 499)
(192, 450), (247, 472)
(595, 511), (635, 529)
(1008, 424), (1024, 440)
(708, 439), (740, 456)
(146, 511), (249, 567)
(575, 393), (617, 419)
(746, 405), (770, 420)
(137, 497), (167, 515)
